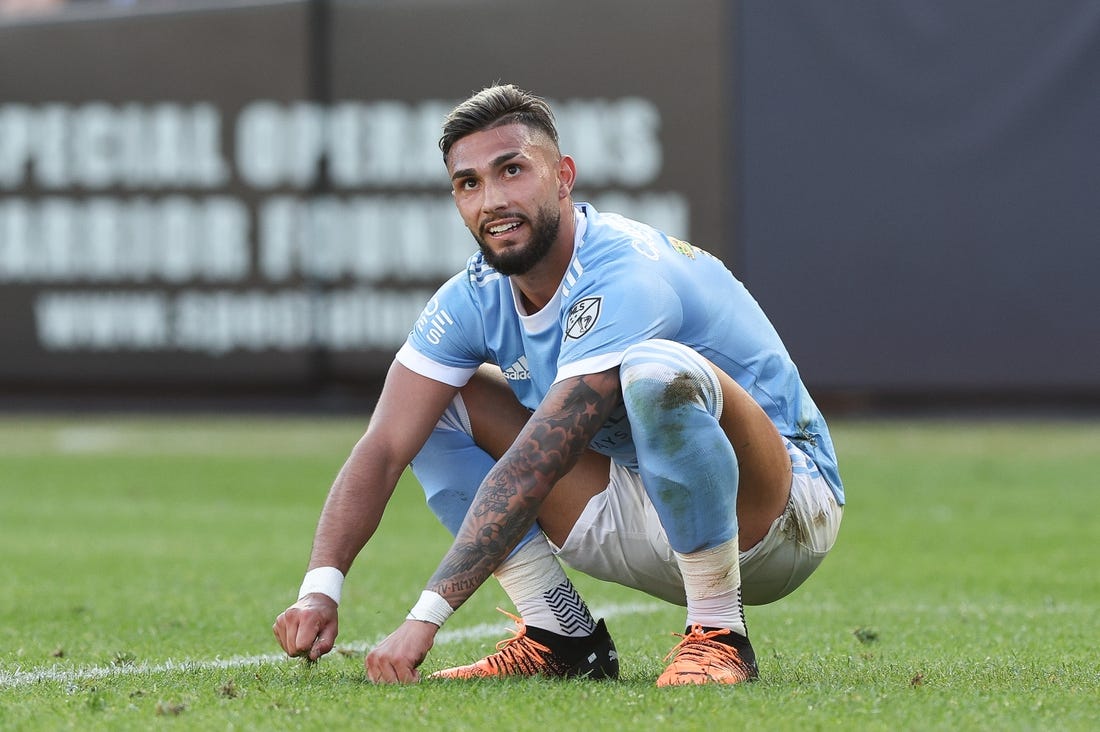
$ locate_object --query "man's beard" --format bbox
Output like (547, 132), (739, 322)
(475, 204), (561, 276)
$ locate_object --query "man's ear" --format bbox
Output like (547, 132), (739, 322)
(558, 155), (577, 199)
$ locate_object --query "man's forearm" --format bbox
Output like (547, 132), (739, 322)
(427, 369), (622, 609)
(309, 440), (405, 573)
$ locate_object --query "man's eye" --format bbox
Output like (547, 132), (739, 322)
(461, 179), (477, 190)
(506, 164), (520, 175)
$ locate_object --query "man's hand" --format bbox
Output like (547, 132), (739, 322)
(365, 619), (439, 683)
(273, 593), (339, 662)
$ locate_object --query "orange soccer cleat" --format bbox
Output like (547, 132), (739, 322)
(429, 609), (618, 680)
(656, 624), (759, 687)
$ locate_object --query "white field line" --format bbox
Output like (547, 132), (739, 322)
(0, 601), (667, 689)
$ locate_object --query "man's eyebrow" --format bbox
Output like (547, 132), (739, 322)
(490, 151), (521, 167)
(450, 151), (522, 181)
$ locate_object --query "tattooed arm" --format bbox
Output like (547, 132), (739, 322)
(364, 367), (622, 683)
(429, 366), (622, 605)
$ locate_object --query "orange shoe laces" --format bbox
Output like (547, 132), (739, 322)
(486, 608), (552, 668)
(663, 624), (742, 665)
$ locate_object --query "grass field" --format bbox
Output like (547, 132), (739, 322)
(0, 415), (1097, 730)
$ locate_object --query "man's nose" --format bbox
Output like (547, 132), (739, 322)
(481, 178), (509, 212)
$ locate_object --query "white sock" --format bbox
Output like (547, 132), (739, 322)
(494, 537), (597, 637)
(675, 535), (747, 636)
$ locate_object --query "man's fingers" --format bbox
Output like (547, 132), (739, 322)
(365, 653), (421, 684)
(309, 632), (335, 661)
(274, 607), (322, 657)
(273, 598), (339, 660)
(367, 659), (411, 684)
(293, 616), (323, 656)
(273, 613), (297, 656)
(365, 651), (389, 683)
(365, 652), (382, 682)
(403, 663), (421, 684)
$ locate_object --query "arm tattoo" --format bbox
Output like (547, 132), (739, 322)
(428, 369), (621, 608)
(472, 478), (516, 517)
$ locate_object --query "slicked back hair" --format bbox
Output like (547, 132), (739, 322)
(440, 84), (560, 163)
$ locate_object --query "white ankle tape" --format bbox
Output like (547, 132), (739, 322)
(674, 536), (741, 602)
(494, 537), (567, 600)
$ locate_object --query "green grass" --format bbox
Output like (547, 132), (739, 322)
(0, 416), (1097, 730)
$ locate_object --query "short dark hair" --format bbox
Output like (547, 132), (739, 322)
(439, 84), (559, 162)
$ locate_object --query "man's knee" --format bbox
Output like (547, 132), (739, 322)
(411, 398), (490, 535)
(411, 394), (546, 555)
(620, 339), (723, 423)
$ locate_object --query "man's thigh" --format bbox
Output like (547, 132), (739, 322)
(460, 364), (613, 547)
(551, 441), (842, 606)
(549, 462), (687, 606)
(739, 440), (843, 604)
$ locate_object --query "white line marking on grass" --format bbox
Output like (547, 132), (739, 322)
(54, 426), (126, 454)
(0, 653), (293, 689)
(0, 601), (667, 689)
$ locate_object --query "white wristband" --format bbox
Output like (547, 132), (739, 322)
(406, 590), (454, 627)
(298, 566), (344, 605)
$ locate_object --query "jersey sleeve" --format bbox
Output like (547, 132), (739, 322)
(396, 271), (486, 387)
(554, 261), (683, 383)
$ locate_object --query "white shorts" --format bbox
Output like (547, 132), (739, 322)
(549, 439), (843, 606)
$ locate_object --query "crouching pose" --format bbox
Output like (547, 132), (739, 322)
(273, 83), (844, 686)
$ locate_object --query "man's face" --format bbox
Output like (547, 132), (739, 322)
(446, 123), (569, 276)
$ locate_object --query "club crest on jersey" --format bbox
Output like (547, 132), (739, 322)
(566, 297), (602, 340)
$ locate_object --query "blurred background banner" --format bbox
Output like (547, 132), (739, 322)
(0, 0), (726, 404)
(0, 0), (1097, 408)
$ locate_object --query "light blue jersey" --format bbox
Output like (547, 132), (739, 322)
(397, 203), (844, 504)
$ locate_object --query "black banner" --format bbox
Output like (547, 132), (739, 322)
(0, 0), (729, 394)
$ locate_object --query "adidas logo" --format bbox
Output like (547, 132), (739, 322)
(502, 356), (530, 381)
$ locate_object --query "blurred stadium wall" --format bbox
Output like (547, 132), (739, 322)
(1, 0), (1097, 412)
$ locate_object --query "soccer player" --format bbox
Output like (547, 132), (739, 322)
(273, 83), (844, 686)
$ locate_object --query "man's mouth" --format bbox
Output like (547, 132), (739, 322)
(484, 219), (523, 237)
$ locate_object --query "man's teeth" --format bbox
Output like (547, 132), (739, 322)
(489, 222), (520, 234)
